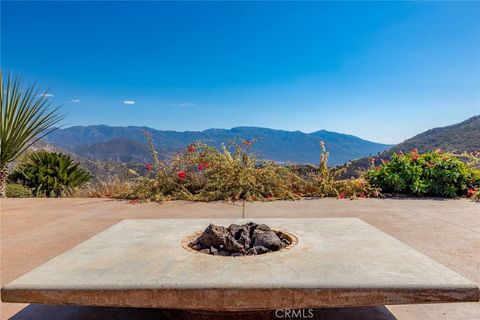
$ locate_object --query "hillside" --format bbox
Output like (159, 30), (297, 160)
(44, 125), (392, 166)
(390, 115), (480, 153)
(341, 115), (480, 178)
(74, 137), (151, 163)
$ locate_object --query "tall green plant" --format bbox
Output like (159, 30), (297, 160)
(0, 71), (64, 197)
(9, 151), (91, 197)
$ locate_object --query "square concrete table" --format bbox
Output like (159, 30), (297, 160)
(2, 218), (479, 311)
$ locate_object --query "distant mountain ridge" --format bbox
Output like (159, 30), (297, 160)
(44, 125), (392, 165)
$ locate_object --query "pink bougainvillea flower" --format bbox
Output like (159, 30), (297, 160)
(338, 192), (346, 199)
(187, 145), (196, 153)
(145, 163), (153, 171)
(177, 171), (187, 179)
(410, 148), (418, 154)
(467, 188), (477, 197)
(412, 154), (420, 161)
(198, 162), (209, 171)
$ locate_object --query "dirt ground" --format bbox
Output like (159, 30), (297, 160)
(1, 198), (479, 319)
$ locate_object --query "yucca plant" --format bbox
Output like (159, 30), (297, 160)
(0, 71), (64, 197)
(9, 151), (91, 197)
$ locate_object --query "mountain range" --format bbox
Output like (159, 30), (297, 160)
(44, 126), (393, 165)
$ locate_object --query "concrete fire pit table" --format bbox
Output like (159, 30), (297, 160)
(2, 218), (479, 311)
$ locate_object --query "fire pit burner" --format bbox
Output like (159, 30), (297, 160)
(185, 222), (296, 256)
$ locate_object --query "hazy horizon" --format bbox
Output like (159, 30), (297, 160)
(2, 1), (479, 144)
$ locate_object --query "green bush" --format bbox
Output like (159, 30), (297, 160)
(9, 151), (91, 197)
(6, 183), (32, 198)
(366, 150), (480, 197)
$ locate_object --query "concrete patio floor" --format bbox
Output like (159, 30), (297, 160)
(1, 198), (479, 319)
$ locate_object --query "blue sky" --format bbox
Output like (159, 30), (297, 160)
(1, 1), (479, 144)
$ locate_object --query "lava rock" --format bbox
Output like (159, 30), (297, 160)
(228, 224), (251, 248)
(253, 246), (270, 254)
(195, 224), (229, 247)
(190, 222), (291, 256)
(210, 246), (218, 255)
(252, 229), (285, 251)
(191, 243), (203, 251)
(225, 235), (246, 254)
(256, 224), (271, 231)
(218, 250), (231, 256)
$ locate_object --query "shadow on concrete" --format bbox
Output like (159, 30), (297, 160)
(9, 304), (397, 320)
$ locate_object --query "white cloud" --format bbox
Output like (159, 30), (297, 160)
(38, 93), (54, 97)
(123, 100), (136, 105)
(71, 99), (80, 103)
(172, 102), (196, 107)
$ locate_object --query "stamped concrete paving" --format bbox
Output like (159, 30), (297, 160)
(1, 198), (479, 319)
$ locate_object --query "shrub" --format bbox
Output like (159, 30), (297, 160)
(9, 151), (91, 197)
(6, 183), (32, 198)
(127, 138), (377, 202)
(73, 178), (138, 199)
(366, 150), (480, 197)
(471, 190), (480, 202)
(134, 140), (307, 201)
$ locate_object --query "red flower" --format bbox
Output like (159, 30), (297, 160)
(243, 140), (252, 145)
(187, 145), (196, 153)
(198, 162), (209, 171)
(177, 171), (187, 179)
(410, 148), (418, 154)
(381, 159), (390, 164)
(145, 163), (153, 171)
(412, 154), (420, 161)
(128, 199), (140, 204)
(467, 188), (477, 197)
(338, 192), (346, 199)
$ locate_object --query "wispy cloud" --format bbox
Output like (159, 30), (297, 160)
(172, 102), (197, 107)
(38, 93), (54, 97)
(123, 100), (136, 105)
(71, 99), (80, 103)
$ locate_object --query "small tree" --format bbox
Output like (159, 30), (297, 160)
(0, 71), (64, 197)
(9, 151), (91, 197)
